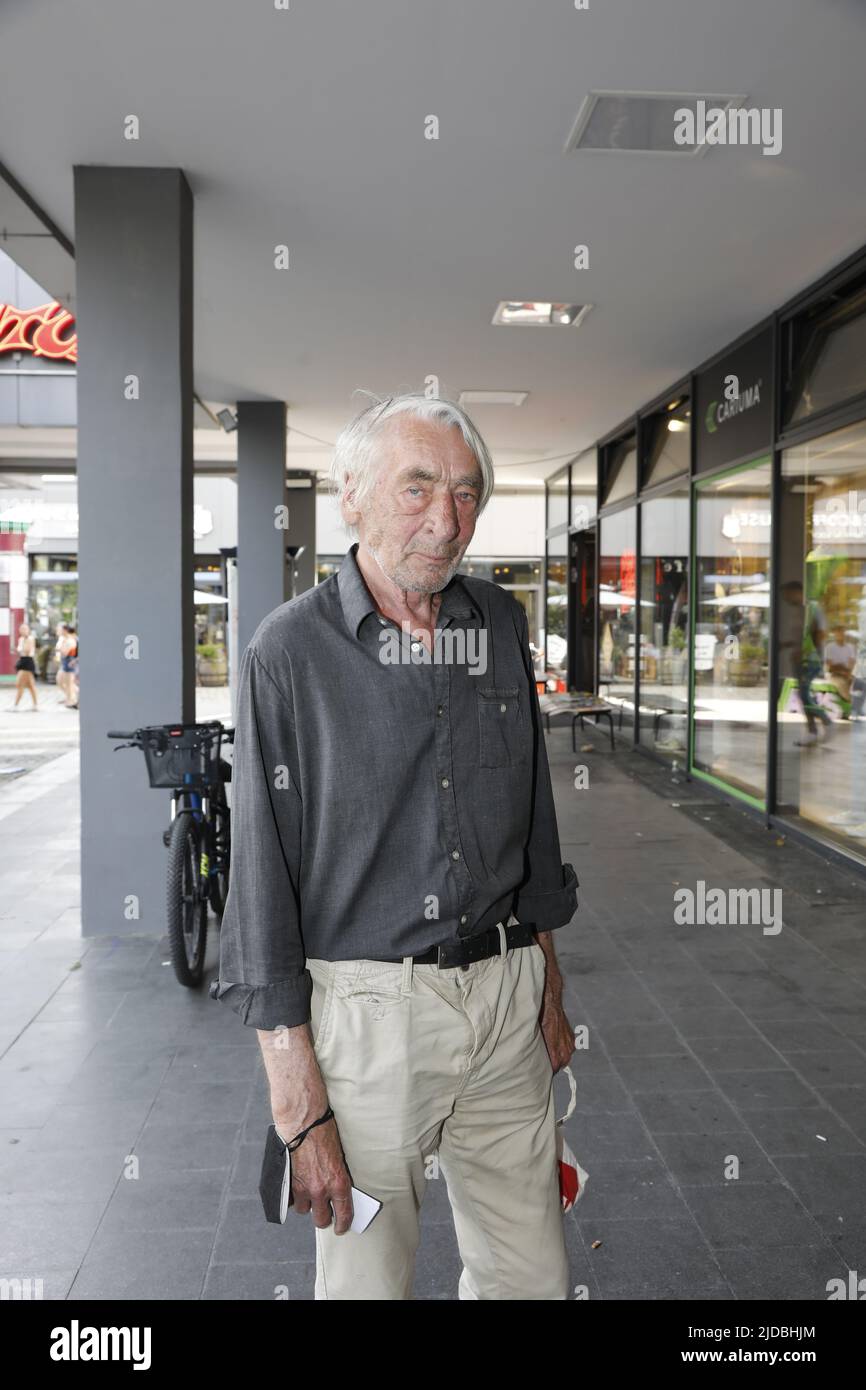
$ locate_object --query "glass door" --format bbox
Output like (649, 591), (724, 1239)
(690, 456), (773, 807)
(568, 527), (596, 692)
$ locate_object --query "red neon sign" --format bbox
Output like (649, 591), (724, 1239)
(0, 300), (77, 364)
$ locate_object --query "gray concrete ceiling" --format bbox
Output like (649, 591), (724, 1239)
(2, 0), (866, 481)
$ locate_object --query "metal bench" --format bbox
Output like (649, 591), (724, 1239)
(538, 693), (616, 752)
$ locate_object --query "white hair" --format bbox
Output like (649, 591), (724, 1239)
(329, 391), (495, 536)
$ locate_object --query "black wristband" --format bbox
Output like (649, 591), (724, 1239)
(282, 1106), (334, 1152)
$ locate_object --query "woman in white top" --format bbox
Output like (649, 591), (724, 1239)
(13, 622), (39, 710)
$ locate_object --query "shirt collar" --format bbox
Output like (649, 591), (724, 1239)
(337, 543), (481, 638)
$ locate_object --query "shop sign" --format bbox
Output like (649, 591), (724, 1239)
(721, 509), (771, 541)
(0, 499), (216, 543)
(0, 500), (78, 530)
(695, 327), (772, 472)
(620, 551), (636, 597)
(812, 490), (866, 542)
(0, 301), (77, 364)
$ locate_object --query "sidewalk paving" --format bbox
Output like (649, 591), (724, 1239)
(0, 718), (864, 1300)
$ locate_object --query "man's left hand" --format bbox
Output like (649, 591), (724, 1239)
(539, 979), (575, 1073)
(532, 931), (575, 1072)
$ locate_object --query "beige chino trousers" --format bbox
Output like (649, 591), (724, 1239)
(306, 922), (570, 1300)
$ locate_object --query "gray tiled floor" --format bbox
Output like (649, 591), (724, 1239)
(0, 725), (864, 1300)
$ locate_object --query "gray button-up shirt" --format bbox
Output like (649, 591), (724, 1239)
(210, 544), (577, 1028)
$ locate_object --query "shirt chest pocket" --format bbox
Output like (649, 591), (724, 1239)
(476, 687), (527, 768)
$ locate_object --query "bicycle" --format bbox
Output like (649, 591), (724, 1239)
(106, 721), (234, 987)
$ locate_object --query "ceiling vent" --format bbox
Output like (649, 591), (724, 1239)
(565, 91), (746, 156)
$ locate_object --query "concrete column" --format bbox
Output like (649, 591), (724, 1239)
(286, 471), (316, 598)
(74, 167), (193, 938)
(236, 401), (288, 653)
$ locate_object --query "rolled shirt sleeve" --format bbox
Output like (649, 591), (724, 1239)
(209, 642), (311, 1028)
(512, 606), (579, 931)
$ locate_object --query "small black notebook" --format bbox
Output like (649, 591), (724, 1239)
(259, 1124), (293, 1224)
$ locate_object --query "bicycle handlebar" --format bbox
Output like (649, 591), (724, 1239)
(106, 725), (235, 743)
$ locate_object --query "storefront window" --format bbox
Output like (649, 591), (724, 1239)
(464, 559), (542, 650)
(602, 433), (637, 507)
(692, 459), (772, 804)
(545, 530), (568, 683)
(776, 419), (866, 855)
(782, 273), (866, 428)
(30, 553), (78, 573)
(638, 489), (690, 756)
(642, 402), (690, 488)
(28, 579), (78, 676)
(598, 508), (636, 724)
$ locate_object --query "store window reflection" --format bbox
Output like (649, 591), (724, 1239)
(692, 460), (772, 803)
(777, 419), (866, 855)
(639, 490), (689, 755)
(598, 508), (636, 725)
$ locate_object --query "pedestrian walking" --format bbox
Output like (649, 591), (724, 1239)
(64, 626), (80, 708)
(13, 621), (39, 710)
(212, 392), (579, 1301)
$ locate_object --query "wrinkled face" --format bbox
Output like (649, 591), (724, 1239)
(348, 417), (484, 593)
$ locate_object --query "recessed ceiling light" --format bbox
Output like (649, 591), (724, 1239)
(458, 390), (529, 407)
(492, 302), (592, 327)
(565, 91), (746, 156)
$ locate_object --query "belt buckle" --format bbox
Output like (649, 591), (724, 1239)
(436, 942), (458, 970)
(436, 939), (476, 970)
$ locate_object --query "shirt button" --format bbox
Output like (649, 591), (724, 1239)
(441, 778), (449, 788)
(451, 850), (460, 860)
(500, 703), (507, 713)
(460, 914), (468, 925)
(436, 705), (444, 716)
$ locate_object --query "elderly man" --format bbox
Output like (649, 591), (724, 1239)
(211, 392), (578, 1300)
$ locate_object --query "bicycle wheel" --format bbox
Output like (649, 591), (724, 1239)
(166, 812), (208, 986)
(209, 800), (231, 920)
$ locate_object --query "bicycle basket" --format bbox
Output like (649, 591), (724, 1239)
(141, 722), (224, 791)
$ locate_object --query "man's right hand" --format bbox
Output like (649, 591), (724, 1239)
(257, 1021), (355, 1235)
(282, 1116), (354, 1233)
